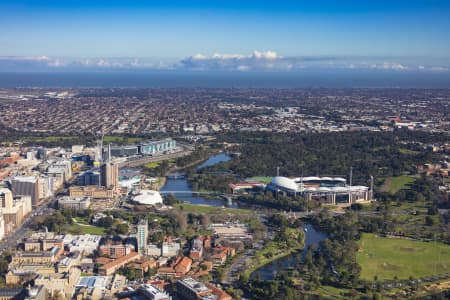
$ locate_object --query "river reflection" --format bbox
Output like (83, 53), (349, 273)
(160, 153), (237, 207)
(196, 153), (231, 170)
(251, 223), (328, 280)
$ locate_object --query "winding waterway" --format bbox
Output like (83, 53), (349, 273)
(195, 153), (231, 170)
(160, 153), (236, 207)
(251, 223), (328, 280)
(161, 152), (328, 280)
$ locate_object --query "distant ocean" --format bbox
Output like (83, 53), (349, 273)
(0, 70), (450, 88)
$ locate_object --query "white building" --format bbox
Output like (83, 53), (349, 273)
(132, 190), (163, 206)
(137, 284), (171, 300)
(63, 234), (101, 255)
(146, 244), (162, 257)
(268, 176), (371, 204)
(71, 145), (84, 154)
(162, 242), (180, 257)
(58, 197), (91, 210)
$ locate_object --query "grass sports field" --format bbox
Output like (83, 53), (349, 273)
(357, 233), (450, 280)
(245, 176), (272, 184)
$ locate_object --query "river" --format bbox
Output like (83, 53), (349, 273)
(195, 153), (231, 170)
(160, 153), (237, 207)
(251, 223), (328, 280)
(161, 152), (327, 280)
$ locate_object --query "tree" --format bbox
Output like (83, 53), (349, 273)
(200, 214), (210, 227)
(97, 217), (114, 228)
(174, 212), (187, 232)
(115, 223), (129, 235)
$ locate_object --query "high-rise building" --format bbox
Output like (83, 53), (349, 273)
(93, 139), (103, 167)
(0, 187), (14, 208)
(100, 163), (118, 189)
(0, 189), (30, 236)
(38, 175), (54, 199)
(78, 170), (101, 186)
(100, 143), (118, 190)
(137, 219), (148, 255)
(36, 147), (47, 160)
(49, 160), (72, 182)
(9, 176), (39, 205)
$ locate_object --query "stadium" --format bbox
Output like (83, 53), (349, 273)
(267, 176), (371, 204)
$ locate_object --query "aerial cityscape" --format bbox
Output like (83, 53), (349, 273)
(0, 1), (450, 300)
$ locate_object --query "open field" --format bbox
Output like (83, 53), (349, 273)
(245, 176), (272, 184)
(380, 175), (416, 195)
(18, 136), (77, 143)
(357, 233), (450, 280)
(103, 135), (145, 144)
(68, 224), (106, 235)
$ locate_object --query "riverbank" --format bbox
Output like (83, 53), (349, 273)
(145, 176), (166, 191)
(168, 149), (222, 173)
(244, 240), (304, 279)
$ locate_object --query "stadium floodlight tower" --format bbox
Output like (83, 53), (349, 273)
(348, 166), (353, 203)
(370, 175), (374, 201)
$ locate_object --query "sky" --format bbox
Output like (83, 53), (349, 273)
(0, 0), (450, 72)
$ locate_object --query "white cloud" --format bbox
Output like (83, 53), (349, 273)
(0, 53), (448, 73)
(368, 62), (409, 71)
(429, 66), (449, 72)
(180, 50), (288, 71)
(251, 50), (279, 60)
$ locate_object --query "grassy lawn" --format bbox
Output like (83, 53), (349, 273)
(311, 285), (352, 299)
(357, 233), (450, 281)
(103, 135), (144, 144)
(174, 203), (251, 214)
(68, 224), (106, 235)
(23, 136), (76, 142)
(144, 161), (161, 169)
(399, 148), (420, 155)
(245, 176), (273, 184)
(381, 175), (416, 194)
(74, 217), (89, 224)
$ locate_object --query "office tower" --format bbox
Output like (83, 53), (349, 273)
(137, 219), (148, 255)
(100, 163), (118, 189)
(78, 170), (101, 186)
(94, 139), (103, 167)
(36, 147), (47, 160)
(0, 187), (14, 208)
(9, 176), (39, 205)
(100, 144), (118, 189)
(38, 175), (54, 199)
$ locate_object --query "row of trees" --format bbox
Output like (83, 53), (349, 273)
(209, 131), (442, 186)
(237, 191), (321, 212)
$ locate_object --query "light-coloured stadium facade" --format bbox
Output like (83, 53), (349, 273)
(267, 176), (371, 204)
(109, 138), (177, 157)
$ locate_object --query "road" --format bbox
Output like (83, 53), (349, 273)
(0, 197), (56, 253)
